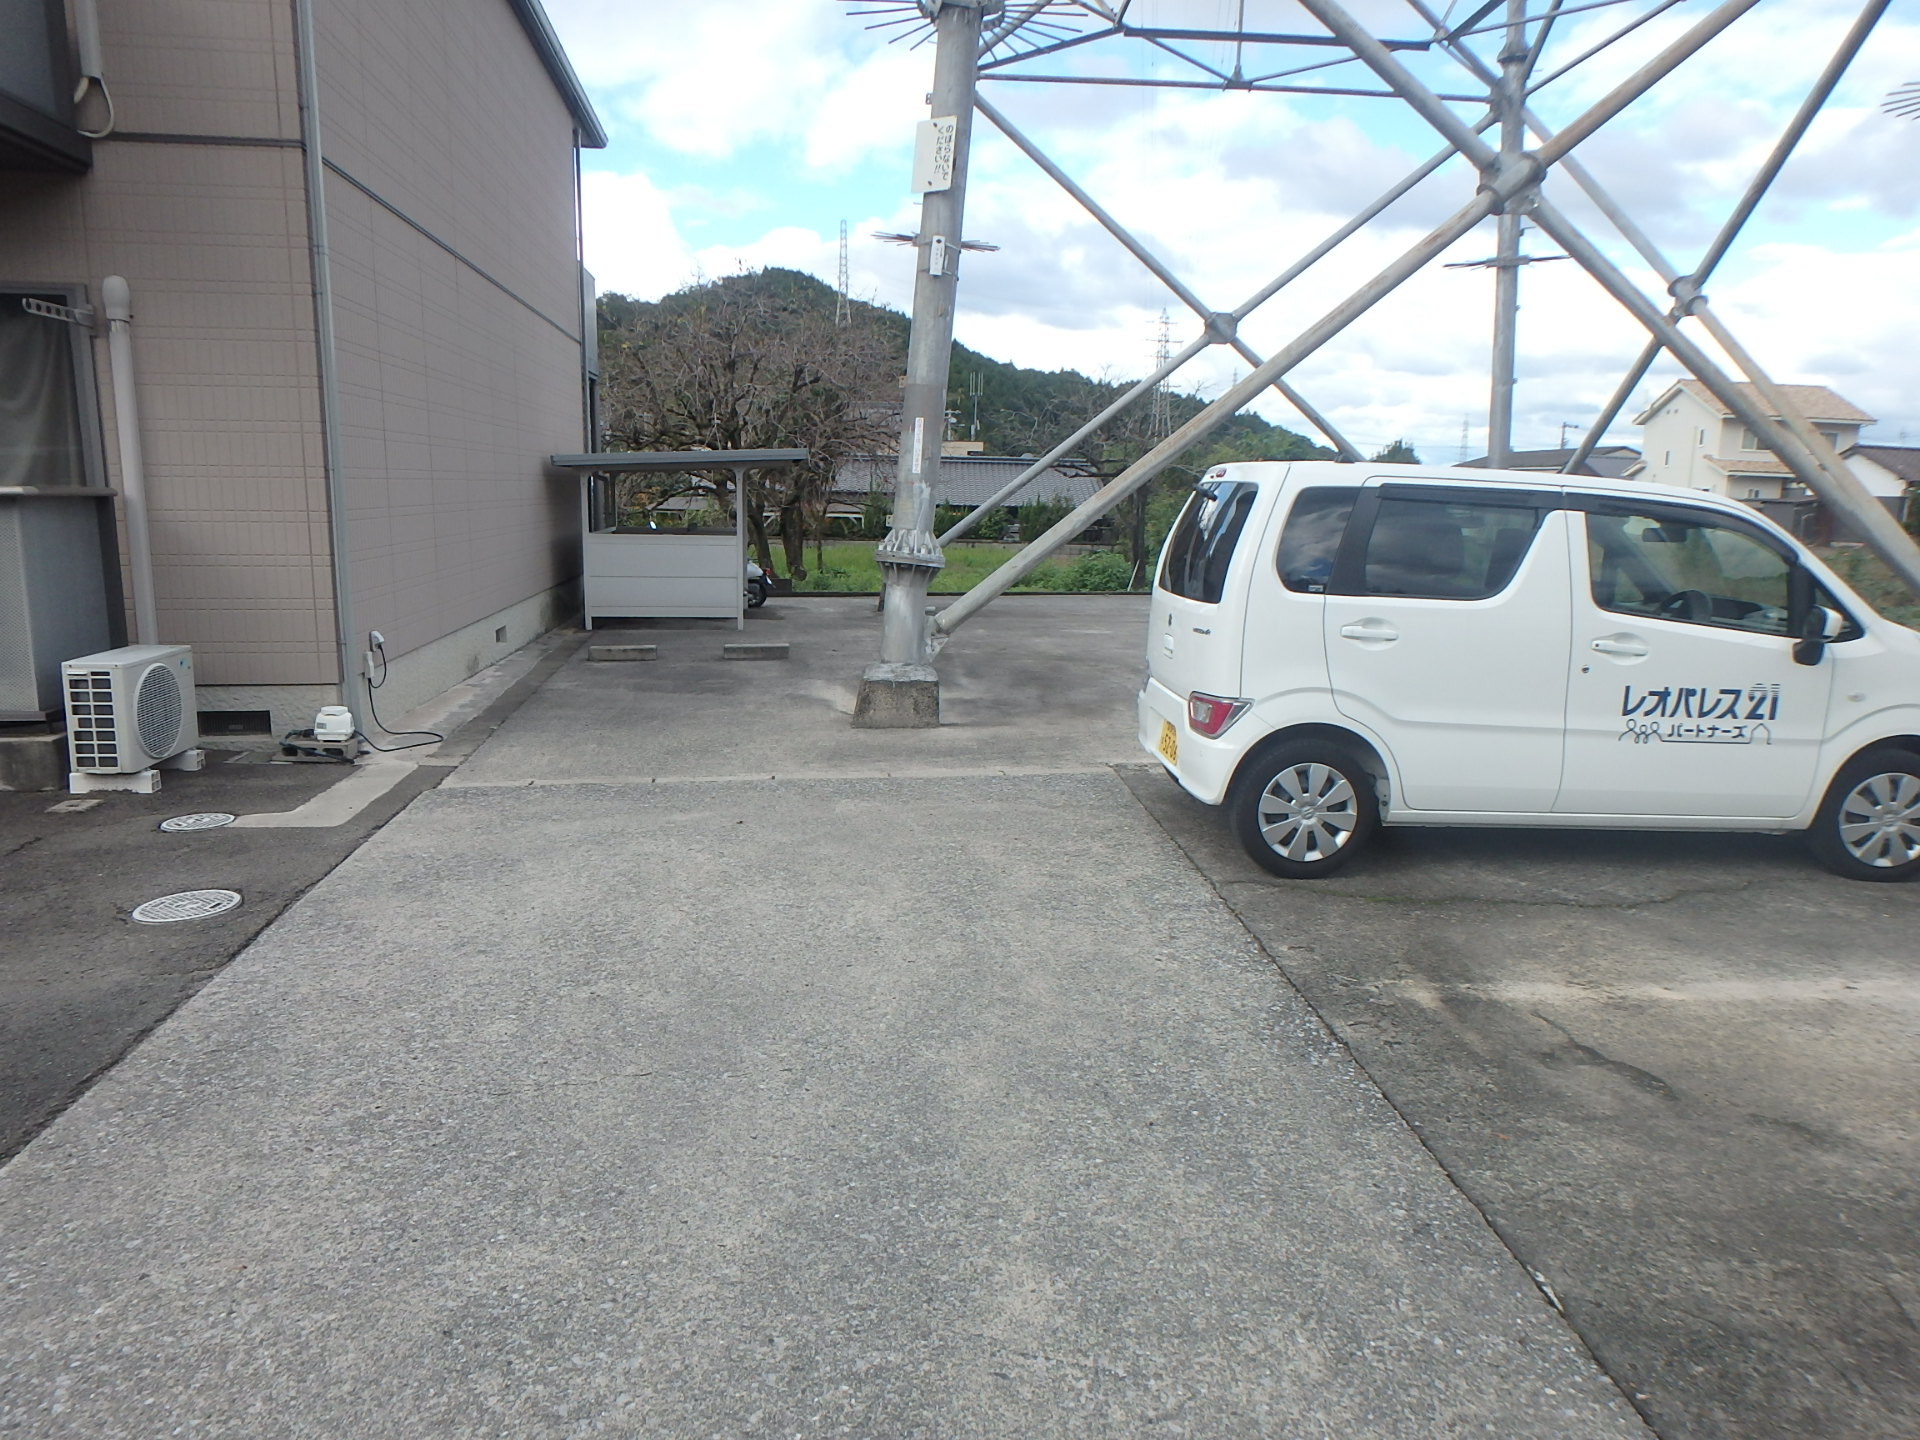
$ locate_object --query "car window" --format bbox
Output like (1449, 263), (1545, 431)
(1276, 487), (1356, 593)
(1160, 479), (1257, 603)
(1586, 510), (1793, 634)
(1357, 495), (1544, 600)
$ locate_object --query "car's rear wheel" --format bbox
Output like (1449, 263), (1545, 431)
(1806, 747), (1920, 882)
(1228, 738), (1378, 879)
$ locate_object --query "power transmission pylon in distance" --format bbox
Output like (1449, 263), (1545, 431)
(836, 220), (850, 327)
(1149, 310), (1173, 439)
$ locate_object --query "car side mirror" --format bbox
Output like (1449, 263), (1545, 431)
(1793, 604), (1843, 666)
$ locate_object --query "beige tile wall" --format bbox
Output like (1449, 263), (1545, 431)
(0, 0), (588, 689)
(0, 141), (337, 688)
(315, 0), (588, 659)
(99, 0), (302, 141)
(316, 0), (584, 343)
(326, 179), (583, 656)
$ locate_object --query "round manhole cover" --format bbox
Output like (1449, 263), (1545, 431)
(131, 889), (242, 924)
(159, 813), (238, 833)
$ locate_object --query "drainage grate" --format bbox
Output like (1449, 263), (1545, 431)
(131, 889), (242, 923)
(158, 812), (238, 833)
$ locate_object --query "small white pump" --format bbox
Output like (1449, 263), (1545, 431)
(312, 706), (355, 743)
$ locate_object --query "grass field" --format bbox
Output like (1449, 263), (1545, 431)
(789, 542), (1140, 594)
(1816, 544), (1920, 630)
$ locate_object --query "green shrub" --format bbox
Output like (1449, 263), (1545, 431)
(1058, 551), (1136, 592)
(1017, 497), (1073, 540)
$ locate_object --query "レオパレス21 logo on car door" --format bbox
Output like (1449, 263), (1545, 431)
(1619, 683), (1780, 744)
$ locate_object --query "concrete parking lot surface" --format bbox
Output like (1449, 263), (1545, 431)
(0, 598), (1645, 1439)
(0, 631), (575, 1164)
(1, 594), (1910, 1438)
(1124, 778), (1920, 1440)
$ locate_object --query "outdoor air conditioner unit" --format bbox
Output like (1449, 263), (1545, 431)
(61, 644), (201, 790)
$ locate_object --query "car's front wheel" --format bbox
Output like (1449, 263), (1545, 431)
(1806, 747), (1920, 882)
(1227, 737), (1378, 879)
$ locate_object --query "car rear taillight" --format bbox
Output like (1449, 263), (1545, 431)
(1187, 692), (1249, 738)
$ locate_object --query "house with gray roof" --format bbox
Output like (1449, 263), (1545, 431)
(1461, 446), (1640, 477)
(832, 453), (1105, 517)
(1844, 444), (1920, 516)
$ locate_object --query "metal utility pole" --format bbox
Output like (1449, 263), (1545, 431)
(854, 0), (988, 728)
(1486, 0), (1528, 468)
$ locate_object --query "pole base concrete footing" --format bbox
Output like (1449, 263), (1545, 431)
(852, 663), (940, 729)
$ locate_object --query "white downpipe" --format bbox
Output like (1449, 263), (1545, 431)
(100, 275), (158, 645)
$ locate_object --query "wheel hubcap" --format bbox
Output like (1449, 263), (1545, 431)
(1836, 771), (1920, 868)
(1257, 763), (1358, 863)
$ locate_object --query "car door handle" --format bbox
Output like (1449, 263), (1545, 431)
(1339, 621), (1399, 642)
(1590, 637), (1649, 657)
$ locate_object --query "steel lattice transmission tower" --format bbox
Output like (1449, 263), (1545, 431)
(1148, 309), (1172, 440)
(836, 219), (851, 327)
(843, 0), (1918, 719)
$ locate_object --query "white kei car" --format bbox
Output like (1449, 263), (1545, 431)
(1138, 461), (1920, 882)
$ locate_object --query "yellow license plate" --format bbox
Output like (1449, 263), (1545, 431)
(1156, 719), (1179, 765)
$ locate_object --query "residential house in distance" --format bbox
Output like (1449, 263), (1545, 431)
(1629, 379), (1874, 502)
(1, 0), (603, 762)
(1627, 380), (1911, 540)
(832, 453), (1106, 532)
(1844, 443), (1920, 521)
(1461, 445), (1641, 477)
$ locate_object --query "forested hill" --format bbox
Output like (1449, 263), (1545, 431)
(597, 268), (1330, 467)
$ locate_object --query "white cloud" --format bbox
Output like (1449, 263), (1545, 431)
(557, 0), (1920, 459)
(545, 0), (869, 161)
(804, 46), (930, 174)
(579, 171), (696, 299)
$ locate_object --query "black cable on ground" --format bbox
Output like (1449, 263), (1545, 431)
(360, 639), (444, 752)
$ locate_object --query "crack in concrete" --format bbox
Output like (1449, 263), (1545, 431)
(1532, 1012), (1678, 1101)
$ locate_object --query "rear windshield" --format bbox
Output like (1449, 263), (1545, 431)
(1159, 480), (1257, 603)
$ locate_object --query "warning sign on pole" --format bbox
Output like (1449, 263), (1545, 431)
(911, 117), (957, 193)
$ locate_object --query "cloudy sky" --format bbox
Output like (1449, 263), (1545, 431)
(541, 0), (1918, 461)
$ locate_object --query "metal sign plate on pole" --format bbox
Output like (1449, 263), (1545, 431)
(912, 117), (958, 192)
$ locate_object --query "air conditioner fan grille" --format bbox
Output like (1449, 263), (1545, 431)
(135, 663), (184, 759)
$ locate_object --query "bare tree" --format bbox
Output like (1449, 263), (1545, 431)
(598, 272), (897, 581)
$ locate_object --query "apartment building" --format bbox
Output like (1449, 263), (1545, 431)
(1, 0), (604, 745)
